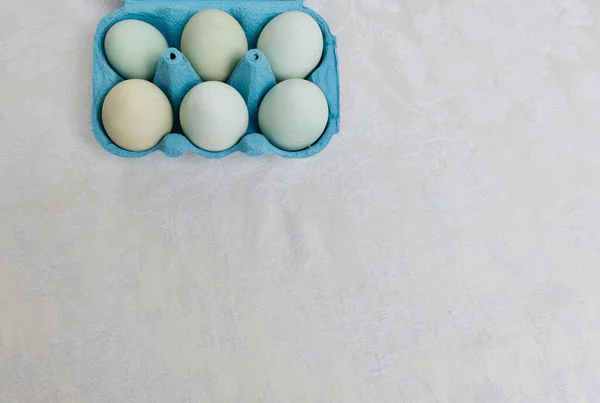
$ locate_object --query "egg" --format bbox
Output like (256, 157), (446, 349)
(180, 82), (249, 152)
(104, 20), (168, 80)
(258, 79), (329, 151)
(257, 11), (324, 81)
(102, 79), (173, 151)
(181, 9), (248, 82)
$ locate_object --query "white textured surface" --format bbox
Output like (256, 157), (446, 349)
(2, 0), (600, 401)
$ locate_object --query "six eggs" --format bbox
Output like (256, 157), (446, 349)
(102, 10), (330, 153)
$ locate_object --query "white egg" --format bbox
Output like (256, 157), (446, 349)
(180, 82), (249, 152)
(257, 11), (324, 81)
(104, 20), (168, 80)
(102, 79), (173, 151)
(258, 79), (329, 151)
(181, 9), (248, 82)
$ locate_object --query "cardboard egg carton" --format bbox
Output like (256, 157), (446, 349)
(92, 0), (340, 158)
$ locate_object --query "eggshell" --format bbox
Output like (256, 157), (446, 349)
(258, 79), (329, 151)
(180, 81), (249, 152)
(104, 20), (168, 80)
(181, 9), (248, 82)
(102, 79), (173, 151)
(257, 11), (324, 81)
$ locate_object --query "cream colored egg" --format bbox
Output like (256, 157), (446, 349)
(181, 9), (248, 82)
(180, 82), (249, 152)
(104, 20), (168, 80)
(257, 11), (324, 81)
(258, 79), (329, 151)
(102, 79), (173, 151)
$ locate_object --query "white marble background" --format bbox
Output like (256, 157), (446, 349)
(2, 0), (600, 401)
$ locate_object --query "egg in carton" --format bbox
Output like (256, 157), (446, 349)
(92, 0), (340, 159)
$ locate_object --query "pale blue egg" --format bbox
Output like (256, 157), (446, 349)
(258, 79), (329, 151)
(180, 82), (249, 152)
(258, 11), (324, 82)
(104, 20), (168, 80)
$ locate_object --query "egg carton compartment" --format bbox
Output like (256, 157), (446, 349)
(92, 0), (340, 158)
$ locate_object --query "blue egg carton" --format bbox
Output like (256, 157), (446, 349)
(92, 0), (340, 158)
